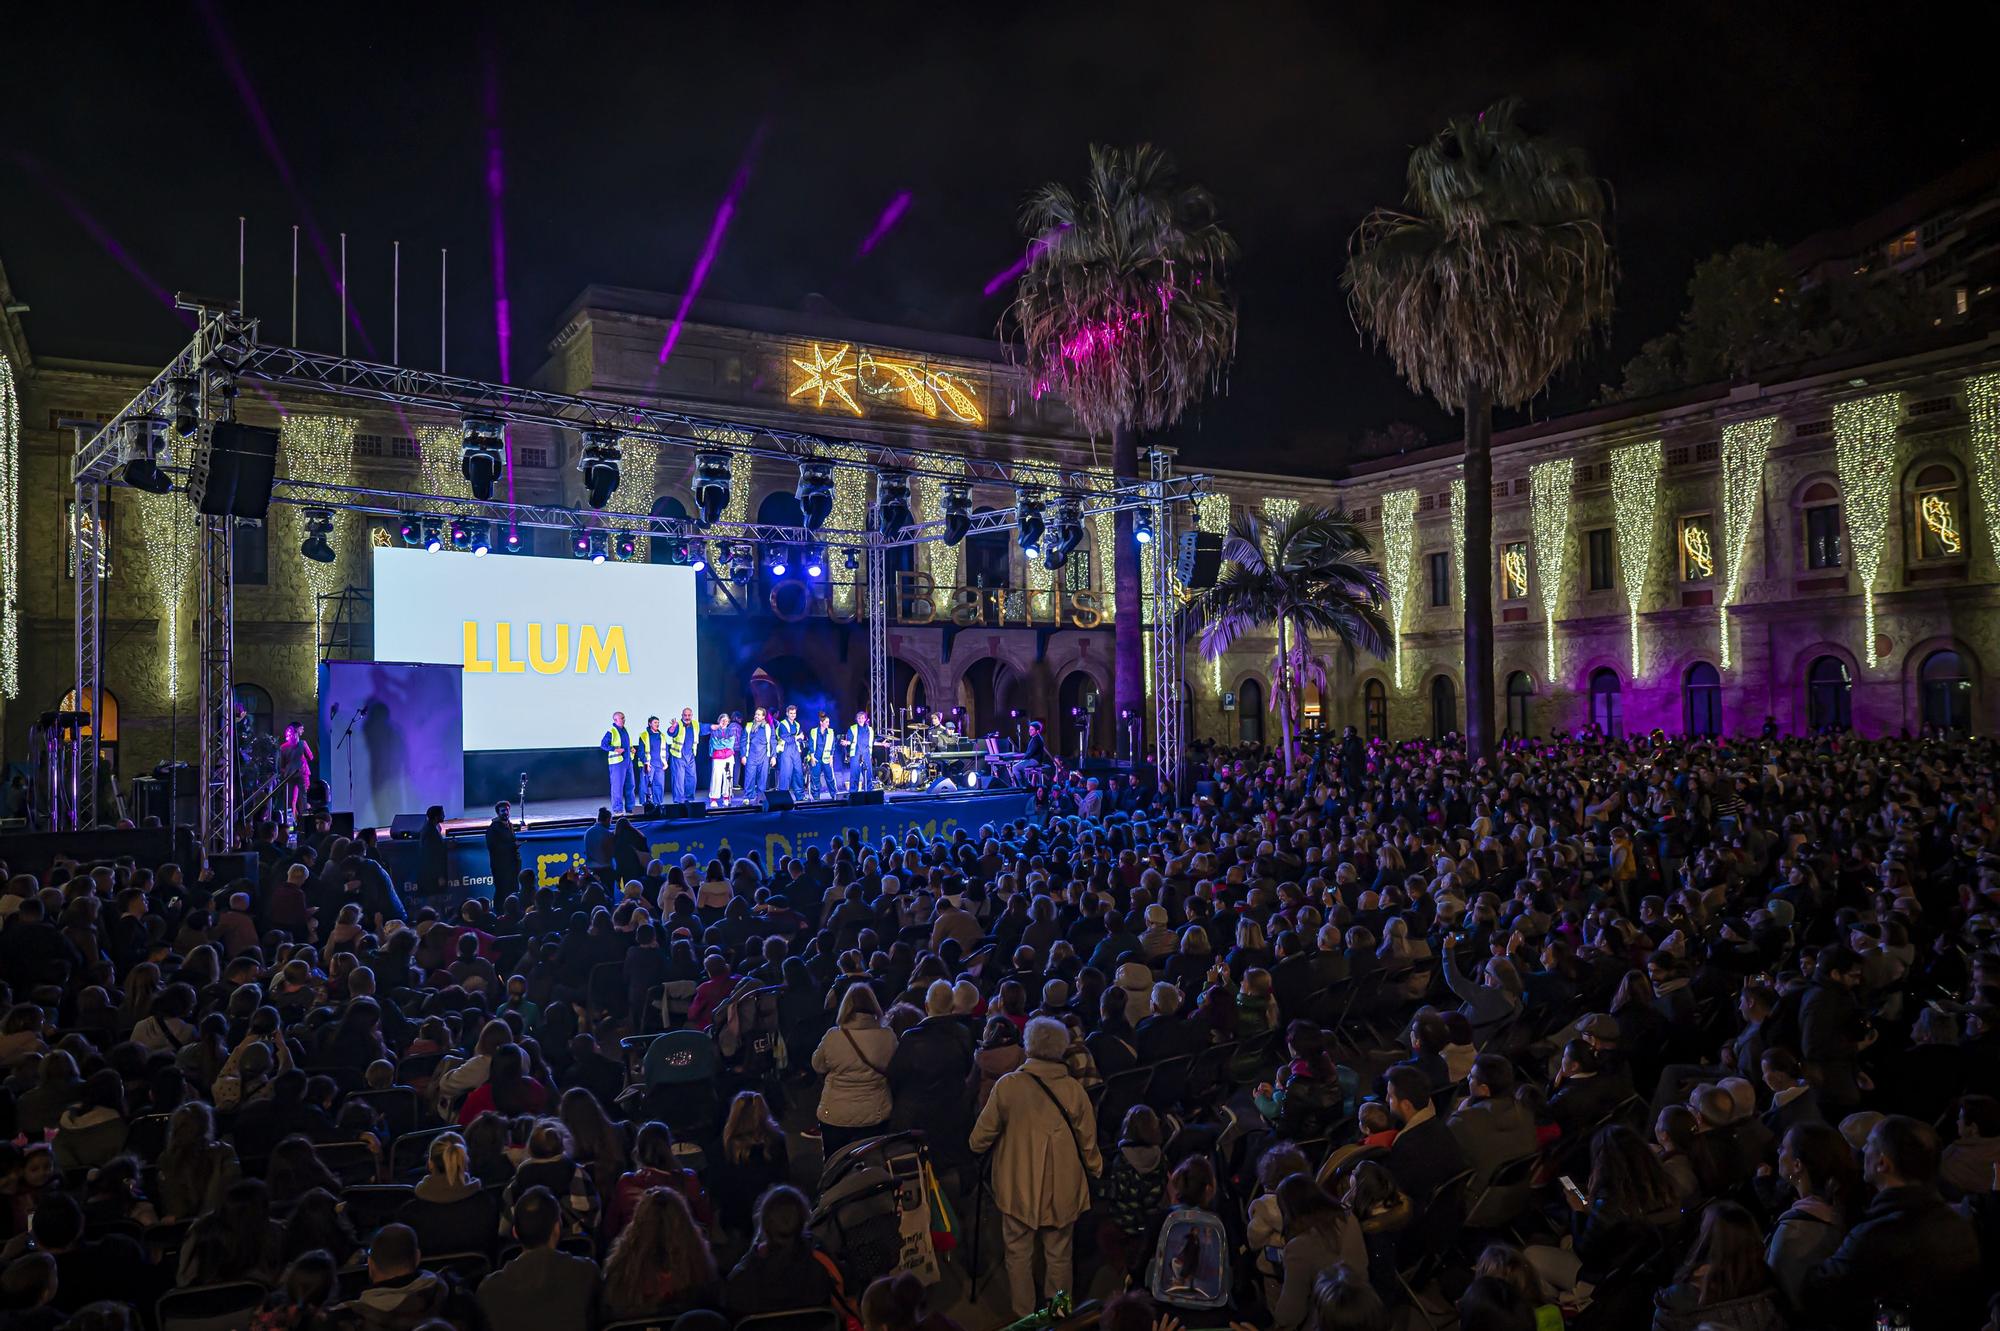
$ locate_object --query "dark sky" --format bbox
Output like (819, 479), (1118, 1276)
(5, 2), (1989, 474)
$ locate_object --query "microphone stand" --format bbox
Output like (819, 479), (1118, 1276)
(517, 771), (529, 829)
(335, 707), (366, 822)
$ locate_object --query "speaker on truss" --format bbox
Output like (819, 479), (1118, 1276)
(1175, 531), (1224, 589)
(194, 422), (279, 519)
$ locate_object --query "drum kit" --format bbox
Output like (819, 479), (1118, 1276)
(880, 717), (984, 790)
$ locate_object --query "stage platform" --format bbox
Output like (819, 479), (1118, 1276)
(374, 785), (1037, 900)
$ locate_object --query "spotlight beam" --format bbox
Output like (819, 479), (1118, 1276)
(654, 121), (767, 373)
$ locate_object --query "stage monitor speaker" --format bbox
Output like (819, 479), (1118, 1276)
(660, 801), (706, 820)
(389, 813), (428, 841)
(762, 791), (795, 813)
(1175, 530), (1224, 589)
(848, 790), (885, 806)
(208, 851), (259, 886)
(194, 422), (280, 519)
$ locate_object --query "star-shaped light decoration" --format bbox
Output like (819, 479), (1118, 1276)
(790, 342), (863, 416)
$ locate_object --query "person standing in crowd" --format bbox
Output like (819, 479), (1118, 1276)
(599, 711), (634, 815)
(415, 805), (448, 900)
(811, 986), (898, 1155)
(277, 723), (315, 827)
(485, 802), (520, 896)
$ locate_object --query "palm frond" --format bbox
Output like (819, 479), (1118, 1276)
(1188, 504), (1391, 666)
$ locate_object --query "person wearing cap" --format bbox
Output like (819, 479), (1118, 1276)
(1137, 903), (1177, 960)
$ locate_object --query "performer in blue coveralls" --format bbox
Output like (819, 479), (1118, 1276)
(775, 704), (806, 800)
(741, 707), (774, 802)
(637, 715), (668, 809)
(842, 709), (876, 793)
(667, 707), (698, 803)
(599, 711), (634, 814)
(807, 712), (839, 799)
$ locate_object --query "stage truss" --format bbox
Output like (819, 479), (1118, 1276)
(69, 301), (1206, 845)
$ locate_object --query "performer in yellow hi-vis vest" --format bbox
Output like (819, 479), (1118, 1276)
(666, 707), (698, 804)
(599, 710), (634, 814)
(636, 715), (669, 809)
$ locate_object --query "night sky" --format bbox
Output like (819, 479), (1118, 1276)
(4, 2), (1988, 474)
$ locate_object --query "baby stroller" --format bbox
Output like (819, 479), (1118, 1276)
(625, 1028), (722, 1160)
(813, 1130), (946, 1289)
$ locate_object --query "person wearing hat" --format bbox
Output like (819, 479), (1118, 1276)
(1137, 904), (1177, 961)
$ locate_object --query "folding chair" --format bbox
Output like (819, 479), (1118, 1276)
(347, 1086), (418, 1142)
(1461, 1152), (1540, 1241)
(389, 1125), (455, 1181)
(1393, 1168), (1476, 1330)
(312, 1139), (380, 1187)
(340, 1183), (415, 1238)
(156, 1281), (264, 1331)
(733, 1310), (842, 1331)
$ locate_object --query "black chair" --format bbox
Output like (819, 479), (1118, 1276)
(733, 1309), (842, 1331)
(303, 1064), (366, 1095)
(396, 1051), (444, 1084)
(1145, 1054), (1193, 1113)
(390, 1126), (455, 1181)
(341, 1183), (415, 1237)
(156, 1281), (264, 1331)
(348, 1086), (418, 1142)
(143, 1218), (193, 1264)
(125, 1112), (172, 1161)
(1184, 1040), (1236, 1110)
(1461, 1152), (1540, 1239)
(1393, 1168), (1476, 1329)
(312, 1139), (381, 1186)
(425, 1250), (493, 1285)
(1093, 1065), (1153, 1143)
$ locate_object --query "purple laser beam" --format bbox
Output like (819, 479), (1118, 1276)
(855, 190), (912, 260)
(981, 224), (1068, 299)
(482, 43), (516, 516)
(655, 122), (767, 370)
(12, 154), (191, 329)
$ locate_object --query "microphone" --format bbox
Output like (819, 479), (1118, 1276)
(330, 703), (340, 716)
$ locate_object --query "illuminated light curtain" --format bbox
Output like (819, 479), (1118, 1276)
(135, 491), (199, 701)
(822, 442), (870, 614)
(1261, 497), (1299, 560)
(416, 423), (474, 512)
(1193, 492), (1230, 692)
(912, 453), (966, 589)
(1967, 373), (2000, 572)
(1529, 457), (1573, 681)
(610, 434), (662, 562)
(0, 355), (17, 697)
(1717, 416), (1775, 670)
(284, 415), (359, 694)
(1448, 476), (1466, 605)
(1831, 393), (1902, 667)
(1609, 439), (1663, 674)
(1380, 489), (1419, 690)
(1015, 459), (1061, 609)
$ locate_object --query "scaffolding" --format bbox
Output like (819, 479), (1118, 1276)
(69, 298), (1203, 843)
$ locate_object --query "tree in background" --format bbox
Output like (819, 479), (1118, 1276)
(1191, 506), (1388, 777)
(1009, 144), (1238, 737)
(1345, 98), (1615, 760)
(1608, 241), (1936, 399)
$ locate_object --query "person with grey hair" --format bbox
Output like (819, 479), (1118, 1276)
(969, 1016), (1102, 1318)
(1441, 934), (1521, 1045)
(887, 980), (975, 1163)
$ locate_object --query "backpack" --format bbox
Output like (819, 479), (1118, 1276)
(1145, 1205), (1231, 1310)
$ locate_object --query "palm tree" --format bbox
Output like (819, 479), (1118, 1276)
(1008, 143), (1237, 737)
(1191, 506), (1389, 777)
(1344, 98), (1615, 758)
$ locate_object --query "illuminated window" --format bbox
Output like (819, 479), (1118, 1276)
(1801, 482), (1842, 569)
(1587, 528), (1614, 591)
(1499, 540), (1529, 601)
(1912, 464), (1964, 561)
(1886, 229), (1919, 260)
(1679, 513), (1716, 583)
(1363, 679), (1387, 740)
(1428, 552), (1450, 607)
(1062, 547), (1092, 594)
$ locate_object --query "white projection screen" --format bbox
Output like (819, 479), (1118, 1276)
(371, 546), (699, 751)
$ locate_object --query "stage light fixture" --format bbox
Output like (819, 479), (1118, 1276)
(571, 530), (592, 559)
(1014, 486), (1046, 554)
(459, 415), (506, 501)
(766, 546), (789, 577)
(805, 546), (825, 579)
(1042, 496), (1086, 571)
(844, 548), (859, 571)
(874, 469), (913, 539)
(690, 550), (708, 573)
(579, 429), (623, 509)
(168, 376), (200, 437)
(941, 480), (972, 546)
(118, 414), (174, 495)
(695, 451), (734, 526)
(448, 518), (471, 550)
(470, 523), (492, 558)
(614, 531), (637, 560)
(399, 516), (422, 546)
(589, 531), (609, 564)
(422, 520), (444, 554)
(1134, 508), (1154, 545)
(503, 527), (524, 554)
(796, 460), (837, 531)
(299, 508), (336, 563)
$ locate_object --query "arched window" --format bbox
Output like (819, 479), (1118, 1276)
(1911, 463), (1965, 562)
(1800, 481), (1843, 570)
(647, 496), (689, 564)
(1920, 650), (1972, 732)
(1589, 668), (1622, 737)
(965, 508), (1011, 589)
(1363, 679), (1387, 741)
(1684, 662), (1722, 737)
(1430, 675), (1456, 739)
(1807, 656), (1852, 731)
(1505, 671), (1534, 737)
(1238, 678), (1265, 745)
(232, 683), (274, 736)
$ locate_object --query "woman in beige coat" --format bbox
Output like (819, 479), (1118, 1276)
(811, 984), (898, 1156)
(968, 1015), (1103, 1318)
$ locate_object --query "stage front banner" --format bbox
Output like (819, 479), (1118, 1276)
(377, 790), (1038, 899)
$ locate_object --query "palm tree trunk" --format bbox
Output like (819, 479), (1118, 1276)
(1112, 424), (1143, 750)
(1277, 618), (1294, 778)
(1462, 383), (1496, 760)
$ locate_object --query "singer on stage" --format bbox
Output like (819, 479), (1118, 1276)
(776, 704), (806, 799)
(278, 723), (315, 826)
(742, 707), (774, 801)
(599, 711), (634, 814)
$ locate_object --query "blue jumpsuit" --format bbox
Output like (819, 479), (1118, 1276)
(741, 720), (774, 799)
(775, 717), (806, 798)
(600, 724), (634, 813)
(667, 720), (698, 803)
(845, 722), (875, 793)
(807, 725), (839, 799)
(637, 726), (669, 806)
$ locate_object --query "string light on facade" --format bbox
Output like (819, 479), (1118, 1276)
(1448, 476), (1466, 605)
(1015, 460), (1062, 604)
(1718, 416), (1775, 669)
(1970, 373), (2000, 572)
(1261, 496), (1299, 560)
(0, 355), (17, 698)
(607, 433), (662, 562)
(1832, 393), (1902, 666)
(1529, 457), (1573, 681)
(283, 417), (359, 690)
(789, 342), (863, 415)
(912, 453), (967, 588)
(1608, 438), (1663, 674)
(1681, 522), (1715, 579)
(1380, 489), (1418, 690)
(822, 442), (870, 614)
(1192, 491), (1230, 692)
(135, 489), (198, 701)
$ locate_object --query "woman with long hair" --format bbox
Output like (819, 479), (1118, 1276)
(156, 1101), (240, 1221)
(507, 1119), (601, 1235)
(395, 1129), (500, 1258)
(1651, 1201), (1780, 1330)
(462, 1109), (516, 1188)
(1270, 1175), (1366, 1331)
(1526, 1124), (1679, 1297)
(282, 1189), (357, 1265)
(810, 984), (897, 1155)
(710, 1091), (789, 1234)
(266, 1135), (340, 1210)
(115, 962), (161, 1036)
(600, 1186), (721, 1319)
(455, 1043), (548, 1124)
(254, 1249), (342, 1331)
(179, 1179), (283, 1285)
(607, 1120), (712, 1239)
(725, 1184), (835, 1317)
(558, 1086), (629, 1198)
(1765, 1122), (1860, 1310)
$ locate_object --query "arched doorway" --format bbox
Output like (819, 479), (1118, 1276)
(1430, 675), (1456, 739)
(756, 492), (806, 590)
(891, 660), (928, 725)
(232, 683), (274, 737)
(1300, 680), (1323, 732)
(1684, 662), (1721, 737)
(1589, 668), (1622, 737)
(60, 687), (122, 777)
(965, 509), (1010, 590)
(958, 658), (1010, 738)
(1920, 650), (1972, 732)
(1505, 671), (1534, 737)
(1060, 669), (1104, 759)
(1363, 679), (1387, 741)
(1806, 656), (1852, 731)
(647, 495), (689, 564)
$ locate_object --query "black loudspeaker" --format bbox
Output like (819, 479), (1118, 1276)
(762, 791), (795, 813)
(208, 851), (259, 886)
(195, 422), (279, 519)
(847, 790), (885, 807)
(389, 814), (427, 841)
(1176, 531), (1225, 589)
(660, 801), (706, 820)
(328, 811), (356, 839)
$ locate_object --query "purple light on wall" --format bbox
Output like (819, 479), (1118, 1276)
(981, 223), (1069, 299)
(196, 0), (375, 354)
(855, 190), (912, 259)
(655, 122), (767, 371)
